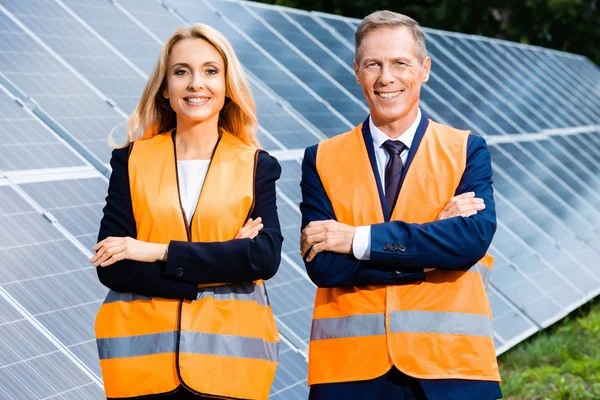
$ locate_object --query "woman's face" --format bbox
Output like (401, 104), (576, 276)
(163, 38), (226, 127)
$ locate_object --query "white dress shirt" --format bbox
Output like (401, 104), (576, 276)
(352, 109), (422, 260)
(177, 159), (210, 223)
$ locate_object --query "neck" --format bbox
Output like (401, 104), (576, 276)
(372, 107), (419, 139)
(175, 115), (220, 160)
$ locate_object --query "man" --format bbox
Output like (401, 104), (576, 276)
(299, 10), (502, 400)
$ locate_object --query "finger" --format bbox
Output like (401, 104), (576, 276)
(95, 245), (126, 267)
(255, 223), (264, 232)
(300, 234), (325, 254)
(91, 243), (112, 263)
(90, 237), (125, 262)
(248, 230), (259, 240)
(456, 197), (484, 207)
(306, 242), (326, 262)
(92, 238), (107, 251)
(100, 251), (126, 267)
(302, 224), (326, 238)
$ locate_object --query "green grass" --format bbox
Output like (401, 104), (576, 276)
(499, 298), (600, 399)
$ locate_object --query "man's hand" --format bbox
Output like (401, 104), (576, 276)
(91, 237), (167, 267)
(437, 192), (485, 220)
(300, 220), (356, 262)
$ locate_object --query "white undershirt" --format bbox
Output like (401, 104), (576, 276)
(177, 159), (210, 223)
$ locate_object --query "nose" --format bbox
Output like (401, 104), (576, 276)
(379, 65), (394, 86)
(188, 73), (204, 91)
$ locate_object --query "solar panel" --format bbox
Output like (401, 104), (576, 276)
(0, 1), (599, 399)
(245, 3), (367, 107)
(0, 87), (86, 171)
(0, 183), (105, 399)
(2, 0), (146, 114)
(0, 12), (123, 164)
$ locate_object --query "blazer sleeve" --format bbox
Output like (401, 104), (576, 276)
(300, 145), (426, 288)
(369, 134), (497, 270)
(96, 147), (199, 301)
(163, 151), (283, 284)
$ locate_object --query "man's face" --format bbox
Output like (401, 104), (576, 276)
(354, 27), (431, 127)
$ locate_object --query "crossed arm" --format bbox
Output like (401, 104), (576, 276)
(92, 147), (283, 300)
(299, 135), (497, 287)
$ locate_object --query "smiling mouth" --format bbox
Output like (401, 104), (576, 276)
(375, 90), (403, 99)
(184, 97), (210, 104)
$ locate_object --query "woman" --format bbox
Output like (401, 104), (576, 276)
(91, 24), (282, 400)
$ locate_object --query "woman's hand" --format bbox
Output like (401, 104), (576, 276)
(436, 192), (485, 220)
(235, 217), (263, 239)
(91, 237), (167, 267)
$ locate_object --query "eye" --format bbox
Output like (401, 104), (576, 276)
(174, 69), (188, 75)
(366, 62), (379, 69)
(206, 68), (219, 75)
(396, 61), (407, 67)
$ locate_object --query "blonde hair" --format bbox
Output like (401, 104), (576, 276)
(355, 10), (427, 62)
(115, 24), (258, 147)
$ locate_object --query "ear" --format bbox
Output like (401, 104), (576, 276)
(162, 85), (169, 99)
(354, 59), (362, 85)
(421, 56), (431, 83)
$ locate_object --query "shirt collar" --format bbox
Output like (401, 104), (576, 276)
(369, 108), (421, 151)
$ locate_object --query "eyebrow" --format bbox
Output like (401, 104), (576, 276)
(171, 61), (222, 70)
(362, 57), (412, 65)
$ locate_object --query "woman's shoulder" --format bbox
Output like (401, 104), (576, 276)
(256, 150), (281, 181)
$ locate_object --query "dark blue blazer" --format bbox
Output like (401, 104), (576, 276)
(300, 115), (502, 400)
(96, 143), (283, 301)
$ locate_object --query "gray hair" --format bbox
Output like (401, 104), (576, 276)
(355, 10), (427, 62)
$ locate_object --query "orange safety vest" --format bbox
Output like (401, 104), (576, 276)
(95, 131), (279, 399)
(309, 121), (500, 384)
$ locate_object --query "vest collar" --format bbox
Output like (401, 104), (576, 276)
(360, 113), (430, 221)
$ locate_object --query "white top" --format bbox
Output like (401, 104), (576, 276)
(177, 159), (210, 223)
(352, 109), (422, 260)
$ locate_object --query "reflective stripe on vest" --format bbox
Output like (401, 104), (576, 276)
(312, 311), (493, 341)
(104, 281), (271, 307)
(98, 331), (278, 362)
(310, 121), (500, 384)
(95, 131), (279, 400)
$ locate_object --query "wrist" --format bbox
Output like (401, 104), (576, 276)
(158, 244), (168, 262)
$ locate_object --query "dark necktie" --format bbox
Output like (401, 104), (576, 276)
(382, 140), (407, 211)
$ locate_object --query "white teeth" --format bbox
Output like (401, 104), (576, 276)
(185, 97), (209, 103)
(377, 91), (401, 99)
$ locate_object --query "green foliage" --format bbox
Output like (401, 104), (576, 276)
(254, 0), (600, 65)
(499, 299), (600, 399)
